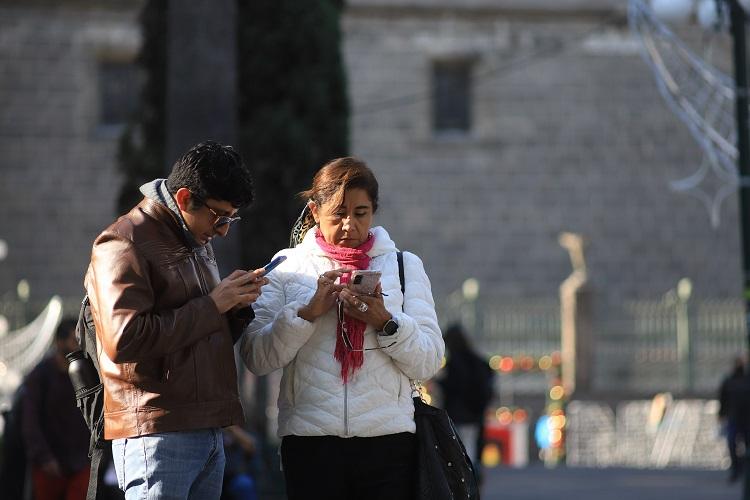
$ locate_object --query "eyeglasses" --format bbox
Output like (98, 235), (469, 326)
(191, 193), (242, 228)
(337, 300), (395, 352)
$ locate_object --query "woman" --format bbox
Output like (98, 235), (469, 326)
(240, 157), (444, 500)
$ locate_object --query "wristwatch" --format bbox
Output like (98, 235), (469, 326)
(379, 318), (399, 336)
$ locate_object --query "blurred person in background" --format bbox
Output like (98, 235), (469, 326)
(221, 425), (258, 500)
(86, 141), (266, 500)
(719, 355), (746, 482)
(22, 318), (90, 500)
(437, 323), (494, 484)
(241, 157), (444, 500)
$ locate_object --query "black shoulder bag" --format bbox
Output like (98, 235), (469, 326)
(395, 252), (480, 500)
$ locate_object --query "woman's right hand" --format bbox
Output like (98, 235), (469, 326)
(297, 269), (347, 322)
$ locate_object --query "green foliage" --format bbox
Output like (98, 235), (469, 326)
(236, 0), (349, 266)
(116, 0), (349, 268)
(116, 0), (168, 216)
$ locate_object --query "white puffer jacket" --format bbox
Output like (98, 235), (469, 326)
(240, 226), (444, 438)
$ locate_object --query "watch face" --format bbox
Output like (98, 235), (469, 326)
(383, 319), (398, 335)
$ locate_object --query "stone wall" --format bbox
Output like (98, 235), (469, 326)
(343, 4), (742, 311)
(0, 3), (141, 302)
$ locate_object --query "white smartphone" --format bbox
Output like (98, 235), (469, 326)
(349, 270), (381, 295)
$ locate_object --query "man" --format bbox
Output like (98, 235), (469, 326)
(85, 141), (266, 499)
(719, 356), (747, 482)
(22, 318), (91, 500)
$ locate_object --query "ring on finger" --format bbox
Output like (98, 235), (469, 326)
(357, 302), (368, 313)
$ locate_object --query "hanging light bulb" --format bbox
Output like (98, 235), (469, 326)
(697, 0), (728, 29)
(697, 0), (717, 28)
(650, 0), (694, 23)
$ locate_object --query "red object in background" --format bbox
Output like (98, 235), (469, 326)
(483, 417), (529, 467)
(484, 419), (513, 465)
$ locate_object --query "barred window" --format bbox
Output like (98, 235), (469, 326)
(432, 60), (472, 134)
(99, 61), (138, 126)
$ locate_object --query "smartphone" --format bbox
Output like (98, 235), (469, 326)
(261, 255), (287, 275)
(349, 270), (381, 295)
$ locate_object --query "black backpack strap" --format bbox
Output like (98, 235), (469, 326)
(396, 251), (405, 298)
(87, 447), (103, 500)
(77, 295), (89, 357)
(76, 294), (107, 500)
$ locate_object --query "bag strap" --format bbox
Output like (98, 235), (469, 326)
(87, 447), (103, 500)
(396, 251), (404, 297)
(78, 294), (105, 500)
(77, 295), (89, 358)
(397, 252), (425, 400)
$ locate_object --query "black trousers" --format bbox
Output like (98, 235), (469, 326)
(281, 432), (416, 500)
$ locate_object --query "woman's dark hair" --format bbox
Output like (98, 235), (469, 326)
(166, 141), (254, 209)
(293, 157), (379, 240)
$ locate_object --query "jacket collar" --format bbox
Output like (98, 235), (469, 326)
(137, 198), (200, 251)
(139, 179), (202, 248)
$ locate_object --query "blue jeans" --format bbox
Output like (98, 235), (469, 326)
(112, 428), (226, 500)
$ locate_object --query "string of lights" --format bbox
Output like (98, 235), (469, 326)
(629, 0), (740, 227)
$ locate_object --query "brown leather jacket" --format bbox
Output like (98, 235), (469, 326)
(85, 198), (250, 440)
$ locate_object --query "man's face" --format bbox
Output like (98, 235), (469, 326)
(175, 189), (239, 246)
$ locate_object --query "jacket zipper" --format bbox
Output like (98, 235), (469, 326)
(163, 252), (207, 383)
(193, 250), (209, 294)
(193, 251), (211, 398)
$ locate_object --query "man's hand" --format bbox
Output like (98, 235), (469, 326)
(210, 269), (269, 314)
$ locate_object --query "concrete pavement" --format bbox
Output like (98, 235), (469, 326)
(481, 465), (741, 500)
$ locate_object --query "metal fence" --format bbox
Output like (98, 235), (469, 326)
(438, 294), (746, 396)
(595, 298), (746, 394)
(0, 292), (745, 400)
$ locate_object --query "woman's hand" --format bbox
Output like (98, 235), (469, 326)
(298, 269), (347, 322)
(339, 283), (392, 331)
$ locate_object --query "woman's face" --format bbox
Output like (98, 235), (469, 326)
(310, 188), (374, 248)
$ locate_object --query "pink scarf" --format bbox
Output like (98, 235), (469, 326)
(315, 231), (375, 383)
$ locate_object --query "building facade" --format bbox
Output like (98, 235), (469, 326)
(0, 1), (142, 307)
(0, 0), (744, 394)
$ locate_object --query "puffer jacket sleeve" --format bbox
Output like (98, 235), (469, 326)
(240, 251), (316, 376)
(377, 251), (444, 381)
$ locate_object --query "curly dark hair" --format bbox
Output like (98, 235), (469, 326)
(166, 141), (254, 209)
